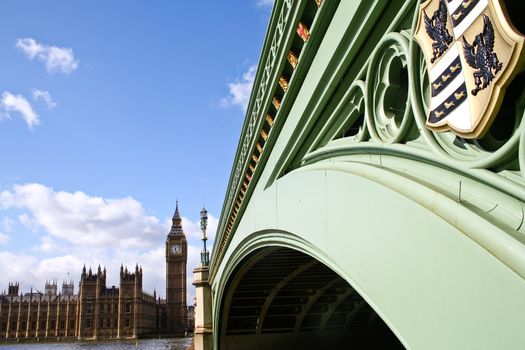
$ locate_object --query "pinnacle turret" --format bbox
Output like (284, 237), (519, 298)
(169, 201), (184, 236)
(173, 200), (181, 221)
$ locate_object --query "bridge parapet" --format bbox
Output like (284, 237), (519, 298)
(213, 0), (341, 271)
(212, 0), (525, 280)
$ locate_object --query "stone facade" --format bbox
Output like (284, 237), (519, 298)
(76, 264), (159, 339)
(0, 265), (161, 341)
(0, 204), (190, 341)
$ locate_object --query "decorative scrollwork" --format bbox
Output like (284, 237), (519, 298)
(365, 32), (414, 144)
(339, 81), (368, 143)
(312, 80), (368, 148)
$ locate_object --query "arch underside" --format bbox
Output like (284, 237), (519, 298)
(220, 247), (404, 350)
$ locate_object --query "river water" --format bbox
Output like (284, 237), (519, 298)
(0, 338), (193, 350)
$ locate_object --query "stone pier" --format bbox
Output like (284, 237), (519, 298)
(192, 266), (212, 350)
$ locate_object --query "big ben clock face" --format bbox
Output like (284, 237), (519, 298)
(170, 243), (182, 256)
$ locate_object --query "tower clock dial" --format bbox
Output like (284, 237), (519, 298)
(170, 243), (182, 256)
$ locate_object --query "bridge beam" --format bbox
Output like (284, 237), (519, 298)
(293, 276), (342, 332)
(255, 259), (317, 334)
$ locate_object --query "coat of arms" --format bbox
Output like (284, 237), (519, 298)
(414, 0), (524, 139)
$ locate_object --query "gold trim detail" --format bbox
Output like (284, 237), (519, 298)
(297, 22), (310, 42)
(266, 114), (274, 127)
(279, 76), (289, 92)
(287, 51), (298, 69)
(272, 97), (281, 110)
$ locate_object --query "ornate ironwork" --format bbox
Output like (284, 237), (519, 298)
(218, 0), (295, 252)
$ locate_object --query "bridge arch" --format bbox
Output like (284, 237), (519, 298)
(215, 234), (406, 350)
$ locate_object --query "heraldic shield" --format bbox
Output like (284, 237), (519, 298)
(414, 0), (525, 139)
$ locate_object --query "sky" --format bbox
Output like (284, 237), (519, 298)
(0, 0), (274, 302)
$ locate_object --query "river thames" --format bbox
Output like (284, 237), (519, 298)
(0, 338), (192, 350)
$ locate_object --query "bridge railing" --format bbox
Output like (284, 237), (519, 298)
(211, 0), (340, 273)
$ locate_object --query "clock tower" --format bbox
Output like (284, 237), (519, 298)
(166, 201), (187, 335)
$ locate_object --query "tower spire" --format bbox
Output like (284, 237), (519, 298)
(173, 200), (180, 220)
(169, 201), (184, 235)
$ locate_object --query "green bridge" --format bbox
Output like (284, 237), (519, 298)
(193, 1), (525, 349)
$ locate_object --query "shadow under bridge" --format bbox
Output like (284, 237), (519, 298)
(219, 247), (404, 350)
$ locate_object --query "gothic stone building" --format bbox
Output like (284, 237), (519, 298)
(0, 204), (189, 341)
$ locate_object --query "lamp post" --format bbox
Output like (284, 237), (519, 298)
(200, 206), (209, 266)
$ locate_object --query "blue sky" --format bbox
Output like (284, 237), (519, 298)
(0, 0), (273, 301)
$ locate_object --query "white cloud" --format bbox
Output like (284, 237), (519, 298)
(0, 183), (218, 303)
(0, 218), (12, 245)
(37, 235), (64, 253)
(15, 37), (44, 59)
(18, 213), (38, 232)
(181, 215), (218, 242)
(0, 233), (10, 245)
(221, 65), (257, 112)
(0, 252), (37, 290)
(1, 92), (40, 129)
(0, 183), (165, 249)
(36, 255), (81, 282)
(16, 38), (79, 74)
(32, 89), (57, 109)
(186, 244), (202, 303)
(46, 46), (78, 73)
(111, 247), (165, 296)
(0, 252), (80, 293)
(256, 0), (275, 8)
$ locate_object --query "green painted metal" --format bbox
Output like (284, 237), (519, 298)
(212, 161), (525, 349)
(210, 0), (525, 348)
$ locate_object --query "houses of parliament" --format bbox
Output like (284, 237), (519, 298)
(0, 204), (191, 340)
